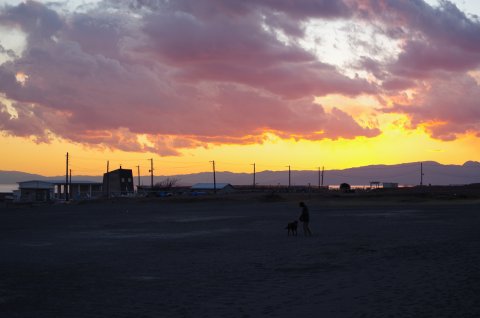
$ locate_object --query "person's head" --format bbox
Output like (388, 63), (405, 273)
(299, 201), (305, 207)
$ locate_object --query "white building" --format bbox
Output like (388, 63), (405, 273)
(18, 181), (54, 202)
(382, 182), (399, 189)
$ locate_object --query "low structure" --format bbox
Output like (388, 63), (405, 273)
(103, 168), (134, 196)
(383, 182), (399, 189)
(339, 183), (351, 192)
(52, 181), (103, 200)
(17, 180), (54, 202)
(191, 183), (235, 193)
(369, 181), (381, 189)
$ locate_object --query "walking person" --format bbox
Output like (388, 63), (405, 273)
(299, 202), (312, 236)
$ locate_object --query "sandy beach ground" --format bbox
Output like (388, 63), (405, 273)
(1, 195), (480, 317)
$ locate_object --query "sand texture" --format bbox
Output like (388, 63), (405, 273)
(1, 197), (480, 317)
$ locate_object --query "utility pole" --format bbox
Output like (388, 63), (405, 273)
(106, 160), (110, 198)
(65, 152), (69, 201)
(321, 166), (324, 187)
(251, 163), (256, 189)
(149, 158), (154, 190)
(136, 165), (141, 189)
(287, 165), (291, 188)
(210, 160), (216, 194)
(420, 162), (424, 186)
(318, 167), (321, 188)
(69, 169), (72, 198)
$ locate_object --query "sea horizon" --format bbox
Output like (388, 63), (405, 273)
(0, 184), (19, 192)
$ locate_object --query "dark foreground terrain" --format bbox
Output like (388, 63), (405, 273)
(1, 197), (480, 317)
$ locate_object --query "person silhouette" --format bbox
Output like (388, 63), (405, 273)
(298, 202), (312, 236)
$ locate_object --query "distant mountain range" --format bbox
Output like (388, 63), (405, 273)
(1, 161), (480, 186)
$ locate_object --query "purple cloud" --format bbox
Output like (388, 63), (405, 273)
(4, 0), (480, 151)
(383, 74), (480, 140)
(0, 0), (380, 154)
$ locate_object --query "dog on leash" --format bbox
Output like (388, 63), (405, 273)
(285, 220), (298, 236)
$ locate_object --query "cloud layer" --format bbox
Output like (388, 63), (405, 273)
(1, 0), (480, 154)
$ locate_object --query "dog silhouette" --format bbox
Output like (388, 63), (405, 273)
(285, 220), (298, 236)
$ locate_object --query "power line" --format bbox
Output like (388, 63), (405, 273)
(64, 152), (476, 187)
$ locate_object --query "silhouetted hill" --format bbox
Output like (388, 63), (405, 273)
(0, 171), (48, 184)
(463, 161), (480, 168)
(0, 171), (103, 184)
(1, 161), (479, 186)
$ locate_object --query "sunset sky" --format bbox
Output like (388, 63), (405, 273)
(1, 0), (480, 177)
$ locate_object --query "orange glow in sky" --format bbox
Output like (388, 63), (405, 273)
(1, 117), (478, 177)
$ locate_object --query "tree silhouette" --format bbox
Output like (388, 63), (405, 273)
(154, 177), (180, 190)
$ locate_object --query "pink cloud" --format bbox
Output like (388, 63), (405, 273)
(381, 77), (415, 91)
(389, 41), (480, 78)
(353, 0), (480, 78)
(132, 0), (351, 20)
(346, 0), (480, 140)
(0, 101), (49, 141)
(383, 74), (480, 140)
(0, 0), (380, 154)
(4, 0), (480, 152)
(141, 7), (375, 99)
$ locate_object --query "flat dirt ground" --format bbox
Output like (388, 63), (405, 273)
(1, 196), (480, 317)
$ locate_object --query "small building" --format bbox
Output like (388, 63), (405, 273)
(51, 181), (103, 200)
(17, 180), (54, 202)
(191, 183), (235, 193)
(383, 182), (399, 189)
(103, 168), (134, 196)
(339, 183), (351, 192)
(369, 181), (381, 189)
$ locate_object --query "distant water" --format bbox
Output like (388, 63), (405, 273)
(328, 184), (410, 189)
(0, 184), (18, 193)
